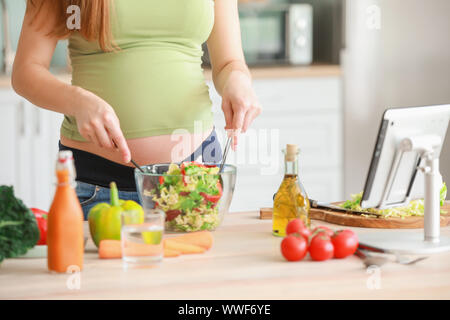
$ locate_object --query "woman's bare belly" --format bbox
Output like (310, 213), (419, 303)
(60, 127), (213, 167)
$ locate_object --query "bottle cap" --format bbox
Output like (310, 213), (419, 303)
(57, 150), (73, 163)
(55, 151), (76, 183)
(285, 144), (298, 161)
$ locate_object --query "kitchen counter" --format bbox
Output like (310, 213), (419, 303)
(1, 211), (449, 300)
(203, 64), (341, 80)
(0, 65), (341, 89)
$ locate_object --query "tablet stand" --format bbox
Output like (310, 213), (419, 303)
(358, 135), (450, 254)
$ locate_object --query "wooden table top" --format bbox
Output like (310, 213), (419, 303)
(1, 211), (449, 300)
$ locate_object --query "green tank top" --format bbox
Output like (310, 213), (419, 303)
(61, 0), (215, 141)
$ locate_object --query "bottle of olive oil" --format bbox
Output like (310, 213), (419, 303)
(272, 144), (310, 237)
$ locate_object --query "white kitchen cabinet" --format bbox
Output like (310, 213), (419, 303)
(0, 89), (62, 210)
(207, 76), (343, 212)
(0, 91), (19, 187)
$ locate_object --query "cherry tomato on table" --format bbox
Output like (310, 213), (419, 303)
(281, 235), (308, 262)
(331, 229), (359, 259)
(309, 233), (334, 261)
(312, 225), (334, 238)
(286, 219), (311, 241)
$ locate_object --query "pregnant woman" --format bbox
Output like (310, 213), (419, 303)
(12, 0), (261, 218)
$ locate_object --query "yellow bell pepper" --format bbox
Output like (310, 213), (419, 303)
(88, 182), (144, 248)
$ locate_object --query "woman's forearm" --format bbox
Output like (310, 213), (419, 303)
(212, 59), (251, 96)
(12, 63), (83, 117)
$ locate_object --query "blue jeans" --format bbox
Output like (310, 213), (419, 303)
(76, 181), (141, 220)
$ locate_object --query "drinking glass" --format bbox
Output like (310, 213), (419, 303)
(121, 208), (165, 268)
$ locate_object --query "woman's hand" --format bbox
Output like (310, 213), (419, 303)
(206, 0), (261, 149)
(12, 3), (131, 164)
(221, 71), (262, 149)
(73, 88), (131, 163)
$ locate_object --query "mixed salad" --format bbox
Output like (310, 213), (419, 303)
(340, 182), (447, 218)
(149, 162), (223, 232)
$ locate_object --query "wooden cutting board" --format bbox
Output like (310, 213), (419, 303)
(260, 201), (450, 229)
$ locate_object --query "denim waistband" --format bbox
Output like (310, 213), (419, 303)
(59, 129), (222, 192)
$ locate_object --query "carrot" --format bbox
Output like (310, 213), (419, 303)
(169, 231), (213, 250)
(164, 239), (206, 254)
(164, 248), (181, 258)
(99, 240), (181, 259)
(123, 241), (162, 257)
(99, 240), (122, 259)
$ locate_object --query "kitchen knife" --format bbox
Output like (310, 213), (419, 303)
(309, 199), (383, 218)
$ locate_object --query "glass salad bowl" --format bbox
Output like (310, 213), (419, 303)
(135, 162), (237, 233)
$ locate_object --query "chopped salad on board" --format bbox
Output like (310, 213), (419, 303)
(340, 183), (447, 218)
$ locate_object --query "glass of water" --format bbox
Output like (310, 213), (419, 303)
(121, 208), (165, 268)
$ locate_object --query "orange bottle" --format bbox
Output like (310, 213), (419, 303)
(47, 151), (84, 273)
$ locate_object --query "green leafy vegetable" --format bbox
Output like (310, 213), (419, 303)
(0, 186), (40, 263)
(440, 182), (447, 206)
(340, 182), (448, 218)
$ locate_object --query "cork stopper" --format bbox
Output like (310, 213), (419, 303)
(285, 144), (298, 161)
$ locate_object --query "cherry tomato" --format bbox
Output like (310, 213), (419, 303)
(312, 226), (334, 238)
(200, 181), (223, 204)
(286, 219), (311, 241)
(280, 235), (308, 262)
(203, 164), (218, 168)
(331, 230), (359, 259)
(180, 162), (187, 175)
(309, 234), (334, 261)
(31, 208), (48, 245)
(165, 210), (182, 222)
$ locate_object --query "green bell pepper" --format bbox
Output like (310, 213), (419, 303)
(88, 182), (144, 248)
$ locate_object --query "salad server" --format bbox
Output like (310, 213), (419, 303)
(356, 245), (428, 266)
(219, 136), (232, 173)
(112, 140), (145, 173)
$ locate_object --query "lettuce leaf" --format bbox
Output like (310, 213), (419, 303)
(340, 182), (447, 218)
(440, 182), (447, 206)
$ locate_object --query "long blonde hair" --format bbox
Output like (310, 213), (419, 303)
(28, 0), (114, 51)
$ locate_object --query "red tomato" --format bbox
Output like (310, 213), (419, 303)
(312, 226), (334, 238)
(200, 181), (223, 204)
(31, 208), (48, 245)
(331, 230), (359, 259)
(309, 234), (334, 261)
(286, 219), (311, 241)
(165, 210), (182, 222)
(159, 176), (165, 185)
(203, 164), (218, 168)
(180, 162), (187, 175)
(280, 235), (308, 262)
